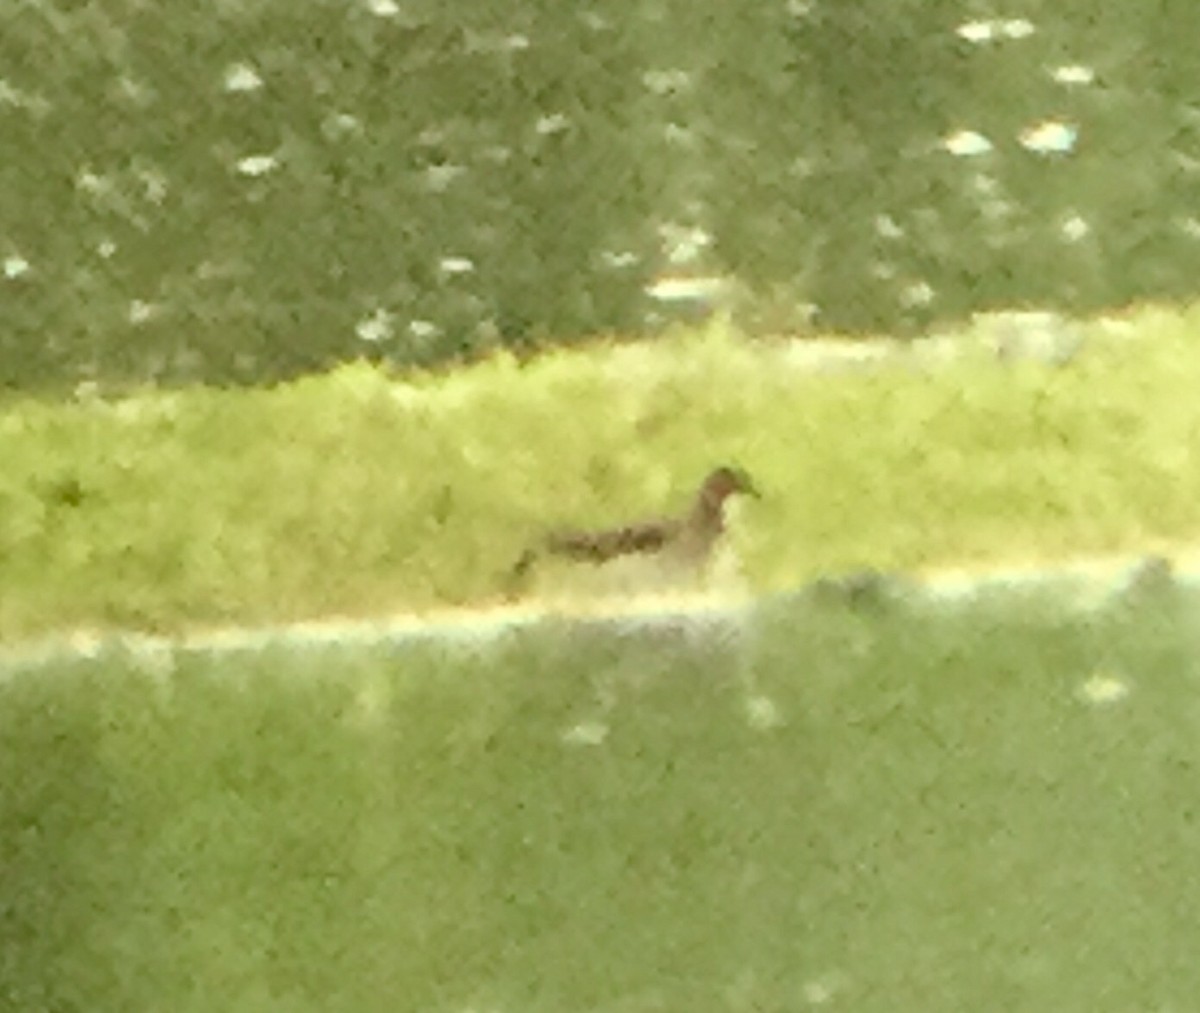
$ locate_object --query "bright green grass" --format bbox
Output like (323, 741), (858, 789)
(3, 585), (1198, 1011)
(3, 303), (1200, 639)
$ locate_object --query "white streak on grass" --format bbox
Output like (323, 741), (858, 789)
(1079, 672), (1130, 706)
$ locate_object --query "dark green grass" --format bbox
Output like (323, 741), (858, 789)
(3, 586), (1199, 1011)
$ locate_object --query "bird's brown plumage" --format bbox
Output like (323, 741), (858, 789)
(508, 465), (758, 590)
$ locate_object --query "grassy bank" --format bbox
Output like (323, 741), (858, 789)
(3, 303), (1200, 640)
(3, 583), (1197, 1011)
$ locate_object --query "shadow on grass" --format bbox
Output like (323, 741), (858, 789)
(2, 581), (1199, 1012)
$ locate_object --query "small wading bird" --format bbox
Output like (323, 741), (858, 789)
(508, 465), (760, 596)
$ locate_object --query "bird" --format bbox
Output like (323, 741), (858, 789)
(507, 465), (760, 597)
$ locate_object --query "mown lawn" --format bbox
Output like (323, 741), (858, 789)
(2, 580), (1197, 1012)
(2, 302), (1199, 640)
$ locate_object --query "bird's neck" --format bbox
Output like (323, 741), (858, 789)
(689, 491), (728, 533)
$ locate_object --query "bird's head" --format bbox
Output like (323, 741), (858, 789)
(700, 465), (760, 507)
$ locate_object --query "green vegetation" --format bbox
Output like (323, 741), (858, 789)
(6, 306), (1199, 1009)
(3, 303), (1200, 641)
(3, 584), (1197, 1011)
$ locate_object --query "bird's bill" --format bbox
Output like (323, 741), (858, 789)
(735, 469), (762, 498)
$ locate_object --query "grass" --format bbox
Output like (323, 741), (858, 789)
(6, 309), (1198, 1011)
(3, 582), (1198, 1011)
(3, 302), (1200, 640)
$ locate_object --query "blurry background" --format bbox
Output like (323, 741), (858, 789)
(5, 0), (1199, 389)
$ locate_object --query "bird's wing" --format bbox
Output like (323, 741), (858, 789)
(544, 516), (681, 563)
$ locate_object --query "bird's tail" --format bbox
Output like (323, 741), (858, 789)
(503, 546), (540, 598)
